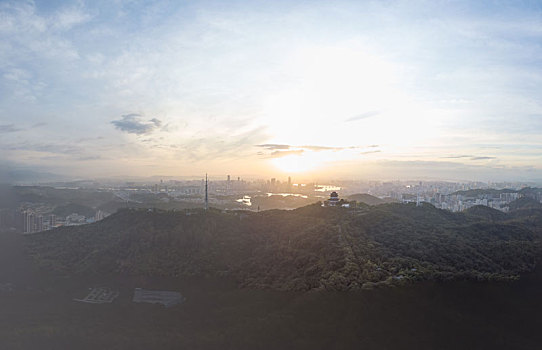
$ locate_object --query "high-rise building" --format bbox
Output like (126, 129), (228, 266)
(49, 214), (56, 228)
(95, 210), (105, 221)
(24, 211), (35, 233)
(36, 215), (43, 232)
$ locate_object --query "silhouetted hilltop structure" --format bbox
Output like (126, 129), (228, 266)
(326, 191), (340, 206)
(26, 203), (542, 291)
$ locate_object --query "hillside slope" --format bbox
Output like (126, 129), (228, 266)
(26, 203), (541, 291)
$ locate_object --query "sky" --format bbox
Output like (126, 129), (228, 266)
(1, 0), (541, 182)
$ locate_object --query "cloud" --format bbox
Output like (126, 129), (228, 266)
(77, 155), (101, 161)
(269, 149), (304, 158)
(470, 156), (496, 160)
(256, 143), (381, 160)
(257, 144), (376, 152)
(256, 144), (290, 150)
(175, 126), (268, 162)
(52, 6), (92, 31)
(300, 145), (336, 151)
(301, 145), (365, 151)
(441, 155), (496, 160)
(1, 142), (84, 155)
(360, 150), (381, 155)
(31, 122), (47, 128)
(111, 114), (163, 135)
(0, 122), (47, 134)
(149, 118), (162, 127)
(345, 111), (380, 122)
(441, 155), (472, 159)
(0, 124), (21, 133)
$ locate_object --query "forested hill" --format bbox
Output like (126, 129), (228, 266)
(26, 203), (542, 291)
(347, 193), (397, 205)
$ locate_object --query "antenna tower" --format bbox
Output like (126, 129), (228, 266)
(204, 173), (208, 211)
(416, 181), (422, 207)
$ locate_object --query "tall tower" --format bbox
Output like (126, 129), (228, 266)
(204, 173), (209, 211)
(226, 175), (231, 194)
(416, 181), (422, 207)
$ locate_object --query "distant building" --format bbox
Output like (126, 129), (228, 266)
(66, 213), (86, 225)
(325, 192), (340, 207)
(95, 210), (106, 221)
(24, 211), (35, 233)
(36, 215), (43, 232)
(175, 186), (202, 195)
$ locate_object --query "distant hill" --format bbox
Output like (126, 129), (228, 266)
(52, 203), (96, 218)
(13, 186), (115, 208)
(25, 203), (542, 291)
(519, 187), (542, 196)
(509, 197), (542, 211)
(347, 193), (397, 205)
(464, 205), (508, 222)
(251, 195), (316, 210)
(0, 184), (18, 209)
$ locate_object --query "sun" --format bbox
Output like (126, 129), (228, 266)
(271, 153), (323, 173)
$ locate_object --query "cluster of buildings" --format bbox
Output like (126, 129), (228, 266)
(2, 179), (540, 234)
(389, 185), (540, 212)
(20, 211), (55, 233)
(120, 176), (308, 199)
(428, 192), (521, 212)
(0, 208), (109, 233)
(322, 184), (541, 213)
(352, 181), (540, 213)
(74, 287), (184, 308)
(84, 178), (542, 214)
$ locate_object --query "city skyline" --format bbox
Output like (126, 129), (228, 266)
(1, 0), (541, 182)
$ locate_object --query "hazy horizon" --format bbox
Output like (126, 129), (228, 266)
(1, 0), (541, 182)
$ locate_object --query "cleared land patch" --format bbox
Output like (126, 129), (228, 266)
(132, 288), (184, 307)
(74, 287), (119, 304)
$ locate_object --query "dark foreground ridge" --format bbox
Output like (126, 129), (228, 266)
(26, 203), (542, 291)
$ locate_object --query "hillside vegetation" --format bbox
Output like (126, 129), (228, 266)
(347, 193), (397, 205)
(509, 197), (542, 211)
(26, 203), (542, 291)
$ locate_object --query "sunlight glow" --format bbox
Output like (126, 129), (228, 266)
(271, 153), (322, 173)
